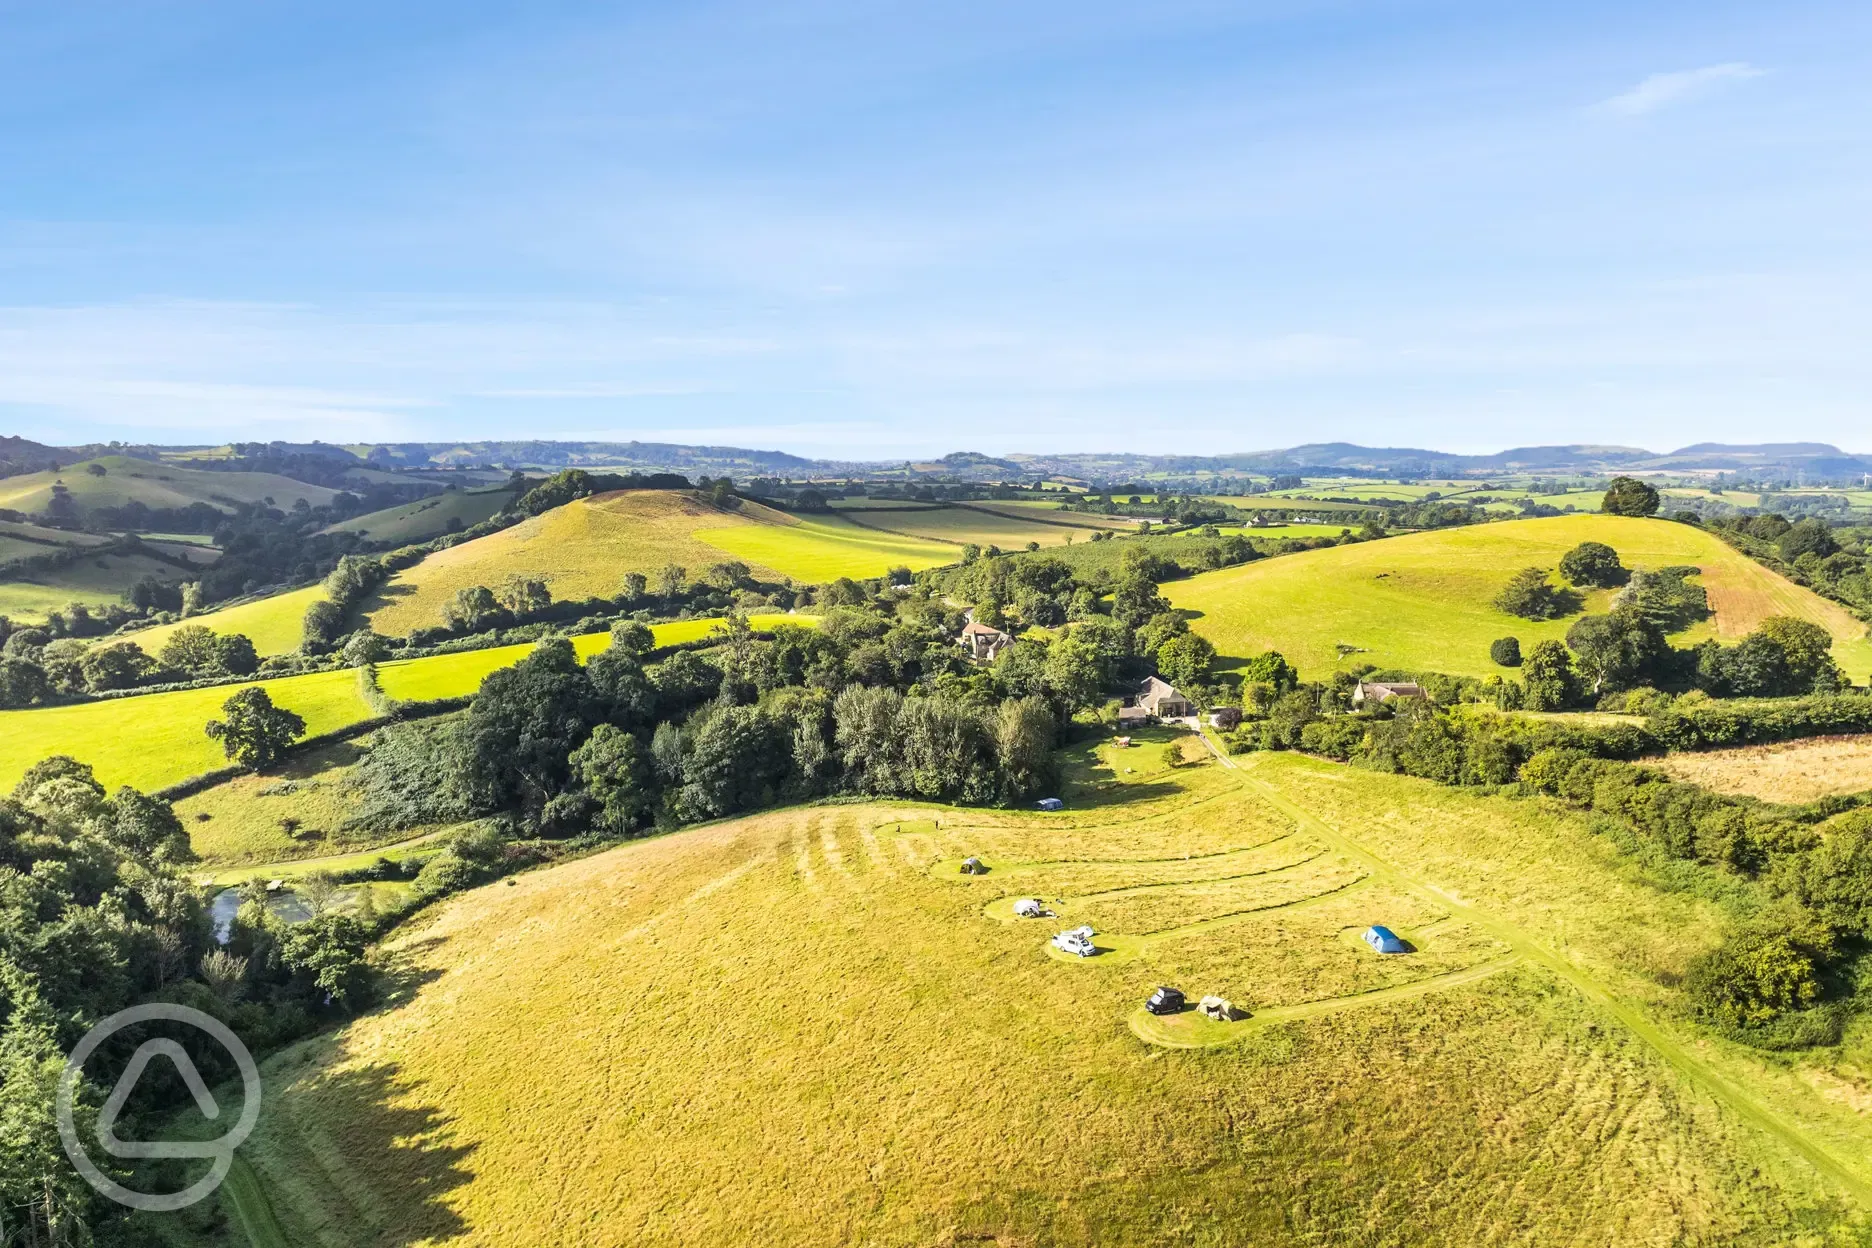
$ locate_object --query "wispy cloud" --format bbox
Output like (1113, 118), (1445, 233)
(1596, 62), (1764, 116)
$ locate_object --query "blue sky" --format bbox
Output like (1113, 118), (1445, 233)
(1, 0), (1868, 458)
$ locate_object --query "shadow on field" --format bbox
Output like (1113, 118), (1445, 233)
(299, 1061), (476, 1246)
(373, 936), (452, 1008)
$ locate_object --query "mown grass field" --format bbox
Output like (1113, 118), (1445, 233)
(172, 743), (1872, 1247)
(321, 486), (515, 544)
(118, 584), (328, 658)
(0, 550), (197, 622)
(2, 614), (807, 792)
(0, 454), (341, 516)
(1166, 515), (1872, 682)
(1651, 735), (1872, 804)
(0, 668), (371, 793)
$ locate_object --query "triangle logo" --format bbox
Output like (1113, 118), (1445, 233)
(97, 1039), (226, 1160)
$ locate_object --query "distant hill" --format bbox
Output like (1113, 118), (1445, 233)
(10, 433), (1872, 487)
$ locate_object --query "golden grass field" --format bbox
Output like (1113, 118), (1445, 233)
(1166, 514), (1872, 682)
(363, 491), (948, 637)
(170, 738), (1872, 1247)
(121, 584), (330, 658)
(1650, 735), (1872, 804)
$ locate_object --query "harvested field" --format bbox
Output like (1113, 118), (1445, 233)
(1650, 735), (1872, 804)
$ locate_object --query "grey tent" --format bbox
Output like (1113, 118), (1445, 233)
(1012, 898), (1045, 918)
(960, 856), (987, 876)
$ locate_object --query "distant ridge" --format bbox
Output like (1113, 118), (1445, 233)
(6, 434), (1870, 485)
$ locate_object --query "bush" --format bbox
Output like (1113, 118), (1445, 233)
(1489, 636), (1522, 667)
(1685, 927), (1829, 1026)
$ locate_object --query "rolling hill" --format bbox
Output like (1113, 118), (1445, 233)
(171, 745), (1872, 1246)
(362, 491), (955, 637)
(0, 454), (343, 518)
(320, 484), (518, 545)
(1165, 515), (1872, 682)
(0, 548), (200, 622)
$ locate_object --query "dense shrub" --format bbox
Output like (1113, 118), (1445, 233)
(1489, 636), (1522, 667)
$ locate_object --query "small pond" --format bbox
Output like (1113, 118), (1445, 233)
(211, 888), (313, 944)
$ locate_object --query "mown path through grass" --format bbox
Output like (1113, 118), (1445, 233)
(1189, 729), (1872, 1207)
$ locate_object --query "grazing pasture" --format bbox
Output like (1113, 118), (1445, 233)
(1166, 515), (1872, 681)
(117, 584), (329, 658)
(187, 744), (1872, 1246)
(1650, 735), (1872, 804)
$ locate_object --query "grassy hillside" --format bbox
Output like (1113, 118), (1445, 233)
(0, 614), (807, 791)
(0, 454), (341, 516)
(1166, 515), (1872, 682)
(320, 485), (516, 545)
(832, 504), (1113, 549)
(0, 550), (196, 622)
(119, 584), (329, 658)
(365, 492), (952, 636)
(187, 745), (1872, 1246)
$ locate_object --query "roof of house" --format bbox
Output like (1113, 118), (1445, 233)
(960, 621), (1010, 638)
(1138, 675), (1185, 701)
(1359, 681), (1425, 698)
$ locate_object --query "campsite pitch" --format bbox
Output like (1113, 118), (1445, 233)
(173, 736), (1872, 1246)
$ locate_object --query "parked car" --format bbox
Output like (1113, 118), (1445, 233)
(1145, 986), (1186, 1015)
(1051, 925), (1097, 957)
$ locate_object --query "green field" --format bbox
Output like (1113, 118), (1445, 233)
(2, 614), (811, 792)
(321, 485), (516, 544)
(0, 668), (371, 792)
(0, 454), (341, 517)
(1166, 514), (1872, 681)
(118, 584), (329, 658)
(185, 740), (1872, 1245)
(0, 550), (197, 622)
(375, 613), (807, 702)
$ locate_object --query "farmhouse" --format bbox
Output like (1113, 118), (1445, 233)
(1135, 676), (1194, 719)
(1352, 680), (1426, 707)
(958, 620), (1014, 662)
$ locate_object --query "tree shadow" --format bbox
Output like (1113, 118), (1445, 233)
(268, 739), (365, 780)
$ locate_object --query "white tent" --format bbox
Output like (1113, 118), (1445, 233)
(1013, 898), (1044, 918)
